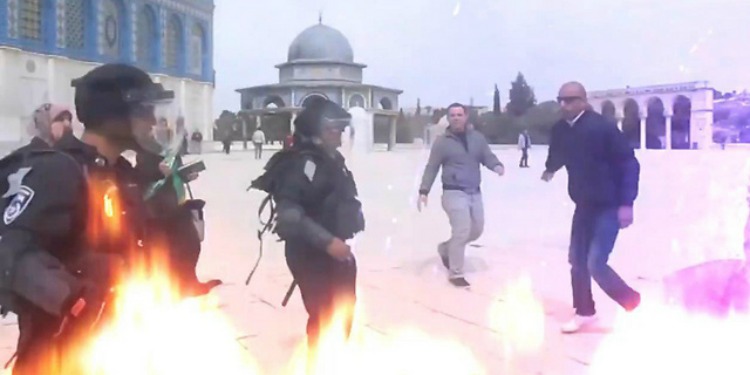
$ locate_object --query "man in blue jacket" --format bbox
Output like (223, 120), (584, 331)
(543, 82), (642, 333)
(418, 103), (504, 288)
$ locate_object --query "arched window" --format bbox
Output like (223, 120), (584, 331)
(64, 0), (86, 49)
(349, 94), (366, 108)
(19, 0), (43, 40)
(189, 23), (205, 75)
(165, 16), (183, 70)
(101, 0), (124, 58)
(137, 6), (158, 67)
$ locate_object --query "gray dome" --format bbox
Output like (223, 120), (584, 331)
(287, 24), (354, 63)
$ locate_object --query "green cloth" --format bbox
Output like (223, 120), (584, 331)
(143, 151), (187, 203)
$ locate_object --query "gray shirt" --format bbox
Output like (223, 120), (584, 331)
(419, 128), (502, 195)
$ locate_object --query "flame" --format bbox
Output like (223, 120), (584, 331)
(103, 192), (115, 218)
(590, 293), (750, 374)
(489, 275), (546, 372)
(82, 254), (261, 375)
(6, 174), (261, 374)
(86, 178), (124, 249)
(285, 297), (486, 375)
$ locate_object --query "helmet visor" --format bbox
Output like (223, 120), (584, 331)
(127, 84), (175, 155)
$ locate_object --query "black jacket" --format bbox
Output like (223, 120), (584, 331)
(0, 135), (146, 316)
(273, 143), (365, 256)
(545, 111), (640, 207)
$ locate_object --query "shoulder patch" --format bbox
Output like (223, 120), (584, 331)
(303, 159), (317, 182)
(3, 186), (35, 225)
(2, 167), (32, 198)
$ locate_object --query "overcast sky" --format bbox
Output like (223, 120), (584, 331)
(212, 0), (750, 114)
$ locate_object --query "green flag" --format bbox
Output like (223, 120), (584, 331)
(143, 131), (188, 203)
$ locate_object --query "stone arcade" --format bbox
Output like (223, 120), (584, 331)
(236, 19), (402, 152)
(587, 81), (714, 150)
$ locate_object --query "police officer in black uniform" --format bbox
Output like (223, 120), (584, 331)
(0, 63), (173, 374)
(266, 97), (365, 358)
(134, 137), (220, 296)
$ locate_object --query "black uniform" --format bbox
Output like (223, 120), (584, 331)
(134, 146), (215, 296)
(0, 136), (146, 374)
(0, 63), (173, 374)
(257, 98), (364, 352)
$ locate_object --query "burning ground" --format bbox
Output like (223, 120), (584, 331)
(2, 146), (750, 374)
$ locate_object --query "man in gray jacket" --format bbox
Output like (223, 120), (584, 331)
(418, 103), (504, 287)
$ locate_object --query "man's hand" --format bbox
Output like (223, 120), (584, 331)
(326, 237), (352, 261)
(541, 170), (555, 182)
(493, 165), (505, 176)
(159, 162), (172, 177)
(618, 205), (634, 229)
(186, 172), (200, 182)
(417, 194), (428, 212)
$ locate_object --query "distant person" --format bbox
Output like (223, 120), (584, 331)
(252, 128), (266, 159)
(18, 103), (74, 152)
(222, 131), (232, 154)
(518, 130), (531, 168)
(190, 130), (203, 154)
(283, 133), (294, 150)
(417, 102), (505, 288)
(176, 117), (188, 155)
(154, 117), (171, 148)
(543, 81), (641, 334)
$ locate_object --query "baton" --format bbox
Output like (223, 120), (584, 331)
(281, 280), (297, 307)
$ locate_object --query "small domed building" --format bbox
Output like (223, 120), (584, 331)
(236, 18), (402, 149)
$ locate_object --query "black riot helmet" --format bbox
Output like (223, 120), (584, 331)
(293, 97), (352, 139)
(72, 63), (174, 152)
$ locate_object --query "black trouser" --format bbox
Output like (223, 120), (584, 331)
(13, 307), (62, 375)
(145, 209), (202, 293)
(164, 209), (202, 288)
(253, 142), (263, 159)
(285, 247), (357, 353)
(14, 303), (96, 375)
(519, 148), (529, 167)
(569, 205), (639, 316)
(222, 141), (231, 154)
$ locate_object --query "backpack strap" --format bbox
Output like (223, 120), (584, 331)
(244, 148), (321, 287)
(244, 194), (275, 286)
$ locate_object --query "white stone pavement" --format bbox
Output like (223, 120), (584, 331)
(1, 145), (749, 374)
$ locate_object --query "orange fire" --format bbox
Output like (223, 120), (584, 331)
(284, 299), (487, 375)
(81, 253), (262, 375)
(5, 177), (550, 374)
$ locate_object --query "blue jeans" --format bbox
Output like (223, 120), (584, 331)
(569, 206), (639, 316)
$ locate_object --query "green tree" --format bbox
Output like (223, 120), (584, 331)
(396, 108), (414, 143)
(214, 110), (238, 141)
(493, 84), (501, 115)
(506, 72), (537, 117)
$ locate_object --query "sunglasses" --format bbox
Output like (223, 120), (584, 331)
(557, 96), (582, 104)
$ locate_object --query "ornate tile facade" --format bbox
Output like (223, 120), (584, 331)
(2, 0), (213, 82)
(56, 0), (65, 47)
(7, 0), (17, 38)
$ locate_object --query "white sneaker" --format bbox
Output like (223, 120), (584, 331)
(560, 314), (598, 334)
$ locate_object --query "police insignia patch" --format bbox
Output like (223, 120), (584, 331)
(3, 167), (32, 198)
(303, 160), (316, 182)
(3, 186), (34, 225)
